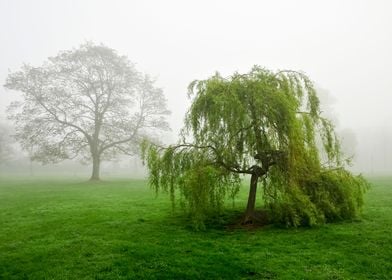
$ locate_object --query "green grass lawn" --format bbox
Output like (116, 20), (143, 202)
(0, 177), (391, 279)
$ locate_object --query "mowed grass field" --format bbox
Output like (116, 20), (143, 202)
(0, 177), (391, 279)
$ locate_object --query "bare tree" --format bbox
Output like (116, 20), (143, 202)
(4, 43), (170, 180)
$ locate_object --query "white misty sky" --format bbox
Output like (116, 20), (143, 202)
(0, 0), (391, 136)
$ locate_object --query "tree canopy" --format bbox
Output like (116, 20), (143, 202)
(5, 43), (170, 180)
(142, 66), (368, 229)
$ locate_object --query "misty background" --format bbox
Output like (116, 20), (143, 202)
(0, 0), (391, 177)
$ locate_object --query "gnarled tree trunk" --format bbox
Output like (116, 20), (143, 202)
(242, 164), (269, 224)
(243, 172), (259, 224)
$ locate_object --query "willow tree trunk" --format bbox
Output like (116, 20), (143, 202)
(90, 153), (101, 181)
(243, 172), (259, 224)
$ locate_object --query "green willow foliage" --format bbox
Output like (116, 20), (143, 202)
(142, 66), (368, 228)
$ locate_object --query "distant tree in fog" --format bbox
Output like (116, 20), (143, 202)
(316, 87), (338, 125)
(0, 122), (13, 164)
(4, 43), (170, 180)
(339, 128), (358, 159)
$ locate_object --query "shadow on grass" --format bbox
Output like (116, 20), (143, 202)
(155, 208), (275, 232)
(154, 206), (366, 235)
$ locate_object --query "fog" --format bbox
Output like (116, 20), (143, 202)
(1, 0), (391, 176)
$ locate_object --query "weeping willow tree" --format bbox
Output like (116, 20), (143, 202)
(142, 66), (368, 228)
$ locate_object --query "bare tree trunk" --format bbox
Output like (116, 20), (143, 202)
(243, 172), (259, 224)
(90, 153), (101, 181)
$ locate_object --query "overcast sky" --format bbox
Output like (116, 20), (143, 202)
(1, 0), (391, 137)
